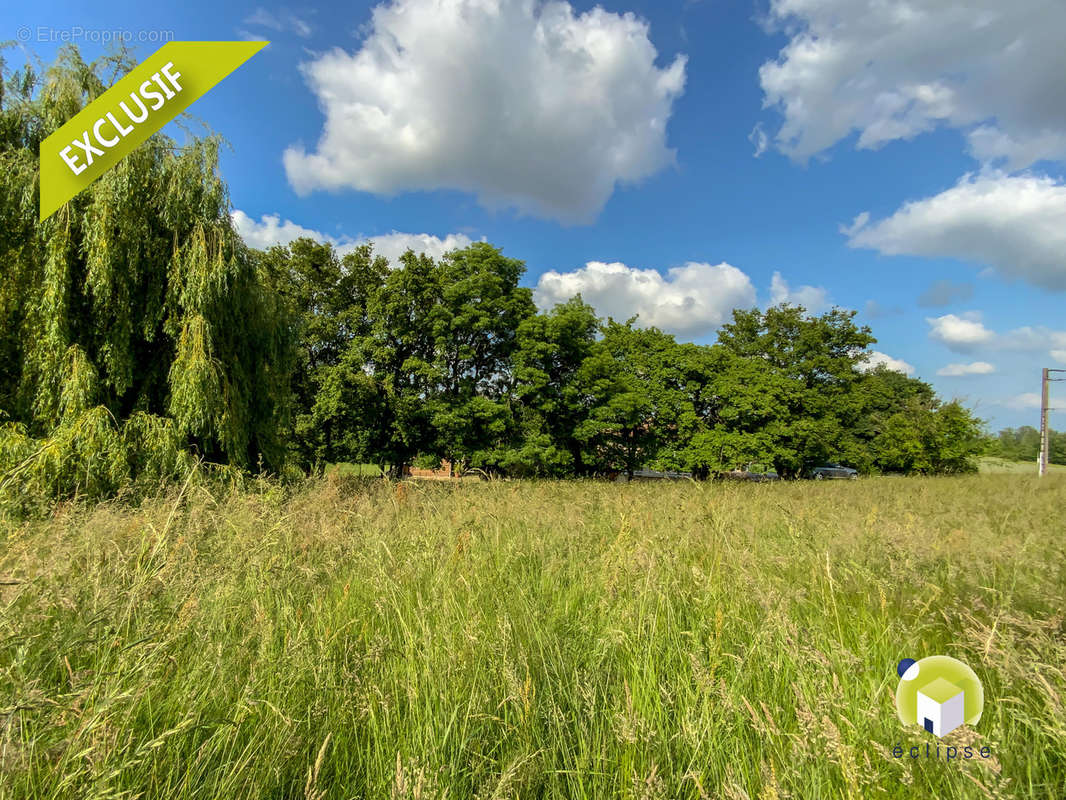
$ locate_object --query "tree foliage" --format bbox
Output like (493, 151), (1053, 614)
(272, 241), (535, 476)
(985, 425), (1066, 465)
(0, 47), (292, 508)
(1, 47), (989, 509)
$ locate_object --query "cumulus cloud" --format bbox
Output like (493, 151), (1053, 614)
(534, 261), (756, 338)
(845, 173), (1066, 290)
(231, 210), (473, 265)
(936, 362), (996, 377)
(757, 0), (1066, 168)
(926, 312), (1066, 362)
(231, 210), (335, 250)
(363, 231), (477, 265)
(917, 279), (974, 308)
(769, 271), (829, 312)
(966, 126), (1066, 172)
(859, 350), (915, 375)
(926, 312), (996, 352)
(283, 0), (687, 224)
(1053, 350), (1066, 364)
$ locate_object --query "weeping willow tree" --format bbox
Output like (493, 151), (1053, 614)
(0, 46), (293, 507)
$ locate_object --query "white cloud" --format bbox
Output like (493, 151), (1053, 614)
(243, 7), (312, 37)
(936, 362), (996, 377)
(534, 261), (755, 338)
(363, 231), (476, 265)
(1002, 392), (1042, 411)
(757, 0), (1066, 168)
(926, 312), (996, 352)
(925, 312), (1066, 362)
(966, 126), (1066, 172)
(838, 211), (869, 238)
(995, 326), (1066, 352)
(231, 210), (473, 265)
(859, 350), (915, 376)
(231, 210), (336, 250)
(282, 0), (687, 224)
(769, 271), (829, 312)
(749, 123), (769, 158)
(845, 173), (1066, 290)
(1052, 350), (1066, 364)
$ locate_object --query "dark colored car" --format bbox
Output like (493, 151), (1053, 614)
(809, 463), (858, 480)
(615, 469), (693, 482)
(722, 463), (780, 482)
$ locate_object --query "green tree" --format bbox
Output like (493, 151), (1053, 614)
(426, 243), (536, 472)
(984, 425), (1066, 465)
(855, 368), (983, 474)
(987, 426), (1041, 462)
(0, 46), (292, 504)
(508, 297), (601, 476)
(928, 401), (984, 473)
(512, 313), (681, 478)
(716, 305), (875, 476)
(1052, 430), (1066, 465)
(354, 250), (441, 476)
(588, 320), (688, 477)
(571, 341), (655, 478)
(309, 243), (538, 477)
(257, 240), (387, 468)
(671, 344), (793, 477)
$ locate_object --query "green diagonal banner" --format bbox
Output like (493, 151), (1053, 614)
(39, 41), (268, 221)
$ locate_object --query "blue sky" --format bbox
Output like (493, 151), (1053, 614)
(8, 0), (1066, 430)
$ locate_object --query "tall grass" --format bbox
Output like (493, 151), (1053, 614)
(1, 474), (1064, 799)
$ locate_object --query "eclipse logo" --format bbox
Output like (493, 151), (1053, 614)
(895, 655), (984, 738)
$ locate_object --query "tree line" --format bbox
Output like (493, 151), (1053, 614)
(0, 47), (986, 507)
(258, 238), (984, 481)
(985, 426), (1066, 465)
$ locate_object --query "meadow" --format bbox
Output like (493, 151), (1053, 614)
(978, 457), (1065, 475)
(1, 473), (1064, 799)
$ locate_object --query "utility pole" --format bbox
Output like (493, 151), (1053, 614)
(1040, 368), (1049, 477)
(1039, 368), (1066, 477)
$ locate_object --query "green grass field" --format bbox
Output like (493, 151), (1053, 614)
(978, 457), (1066, 475)
(2, 474), (1064, 799)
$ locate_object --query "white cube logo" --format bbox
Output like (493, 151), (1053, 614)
(916, 677), (965, 737)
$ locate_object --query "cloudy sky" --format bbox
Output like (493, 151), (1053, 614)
(10, 0), (1066, 428)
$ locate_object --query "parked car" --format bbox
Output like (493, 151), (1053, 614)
(615, 468), (693, 482)
(809, 463), (858, 480)
(722, 463), (780, 482)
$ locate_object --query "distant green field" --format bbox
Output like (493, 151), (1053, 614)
(2, 474), (1064, 799)
(978, 456), (1066, 474)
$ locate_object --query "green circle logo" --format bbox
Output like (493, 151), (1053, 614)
(895, 655), (983, 737)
